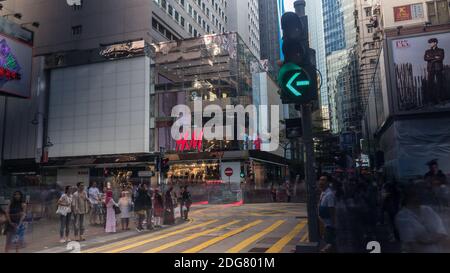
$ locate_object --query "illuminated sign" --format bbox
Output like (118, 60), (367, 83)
(0, 39), (22, 81)
(0, 34), (32, 98)
(176, 129), (204, 152)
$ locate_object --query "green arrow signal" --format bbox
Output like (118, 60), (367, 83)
(286, 72), (311, 97)
(287, 72), (302, 96)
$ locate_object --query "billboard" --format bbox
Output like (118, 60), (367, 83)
(389, 31), (450, 114)
(0, 33), (32, 98)
(393, 3), (424, 22)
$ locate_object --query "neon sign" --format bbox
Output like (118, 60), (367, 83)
(0, 39), (21, 82)
(176, 129), (204, 152)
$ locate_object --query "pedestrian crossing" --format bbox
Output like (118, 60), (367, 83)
(83, 218), (307, 253)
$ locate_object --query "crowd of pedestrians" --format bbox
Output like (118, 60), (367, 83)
(316, 159), (449, 253)
(0, 181), (193, 252)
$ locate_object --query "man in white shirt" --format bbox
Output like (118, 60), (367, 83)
(88, 182), (101, 225)
(318, 176), (336, 252)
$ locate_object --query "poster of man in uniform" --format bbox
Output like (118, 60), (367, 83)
(391, 32), (450, 112)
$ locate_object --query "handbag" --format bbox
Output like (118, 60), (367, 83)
(113, 205), (121, 215)
(56, 205), (70, 216)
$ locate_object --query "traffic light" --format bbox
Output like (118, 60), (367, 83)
(161, 158), (170, 175)
(278, 12), (318, 105)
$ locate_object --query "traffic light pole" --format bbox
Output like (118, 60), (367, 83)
(294, 0), (320, 245)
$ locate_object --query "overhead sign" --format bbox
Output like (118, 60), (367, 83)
(278, 62), (315, 104)
(394, 4), (423, 22)
(0, 33), (32, 98)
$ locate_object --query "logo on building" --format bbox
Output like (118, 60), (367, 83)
(176, 129), (204, 152)
(0, 39), (22, 84)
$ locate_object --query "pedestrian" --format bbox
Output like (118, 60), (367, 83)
(118, 191), (132, 231)
(178, 186), (185, 219)
(395, 185), (448, 253)
(146, 185), (154, 230)
(4, 191), (27, 253)
(271, 185), (277, 202)
(105, 189), (118, 233)
(88, 181), (101, 226)
(56, 186), (73, 243)
(424, 159), (447, 186)
(133, 183), (151, 232)
(285, 182), (292, 203)
(164, 187), (176, 225)
(381, 178), (401, 242)
(72, 182), (90, 242)
(182, 186), (192, 220)
(153, 188), (164, 228)
(318, 176), (336, 253)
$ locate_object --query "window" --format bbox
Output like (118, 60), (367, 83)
(168, 4), (173, 16)
(197, 0), (201, 6)
(207, 25), (210, 33)
(367, 25), (373, 33)
(194, 29), (198, 36)
(206, 8), (210, 18)
(175, 11), (179, 22)
(427, 0), (449, 25)
(202, 3), (205, 12)
(364, 7), (372, 17)
(71, 25), (82, 35)
(189, 4), (193, 15)
(194, 10), (197, 19)
(181, 16), (185, 27)
(180, 0), (185, 7)
(189, 24), (193, 34)
(161, 0), (167, 9)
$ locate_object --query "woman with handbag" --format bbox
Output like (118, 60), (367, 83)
(105, 189), (119, 233)
(57, 186), (73, 243)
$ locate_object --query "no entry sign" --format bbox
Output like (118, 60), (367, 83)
(224, 168), (234, 177)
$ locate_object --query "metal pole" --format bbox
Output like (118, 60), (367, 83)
(295, 0), (320, 244)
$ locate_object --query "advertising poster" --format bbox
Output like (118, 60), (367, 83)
(0, 33), (32, 98)
(391, 31), (450, 113)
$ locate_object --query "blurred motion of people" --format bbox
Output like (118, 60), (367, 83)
(88, 181), (101, 226)
(153, 188), (164, 228)
(105, 189), (118, 233)
(118, 191), (132, 231)
(318, 176), (336, 253)
(395, 184), (448, 253)
(164, 187), (175, 225)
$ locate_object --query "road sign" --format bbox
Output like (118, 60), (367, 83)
(224, 168), (233, 177)
(278, 63), (314, 104)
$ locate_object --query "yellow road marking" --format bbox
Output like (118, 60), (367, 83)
(144, 220), (241, 253)
(266, 221), (307, 253)
(226, 220), (286, 253)
(84, 207), (212, 253)
(104, 219), (218, 253)
(182, 220), (263, 253)
(300, 231), (309, 243)
(83, 218), (194, 253)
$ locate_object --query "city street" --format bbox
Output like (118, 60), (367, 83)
(33, 203), (307, 254)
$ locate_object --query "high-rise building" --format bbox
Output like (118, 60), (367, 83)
(258, 0), (281, 78)
(322, 0), (361, 133)
(305, 0), (330, 130)
(2, 0), (228, 55)
(226, 0), (260, 59)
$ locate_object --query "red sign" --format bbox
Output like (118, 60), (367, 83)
(176, 129), (204, 152)
(394, 5), (412, 22)
(224, 168), (234, 177)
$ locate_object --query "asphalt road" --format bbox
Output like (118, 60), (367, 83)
(81, 203), (308, 253)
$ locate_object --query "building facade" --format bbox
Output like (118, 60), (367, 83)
(305, 0), (330, 130)
(362, 0), (450, 180)
(258, 0), (281, 78)
(226, 0), (260, 59)
(322, 0), (361, 134)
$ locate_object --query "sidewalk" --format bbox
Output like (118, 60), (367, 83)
(0, 207), (200, 253)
